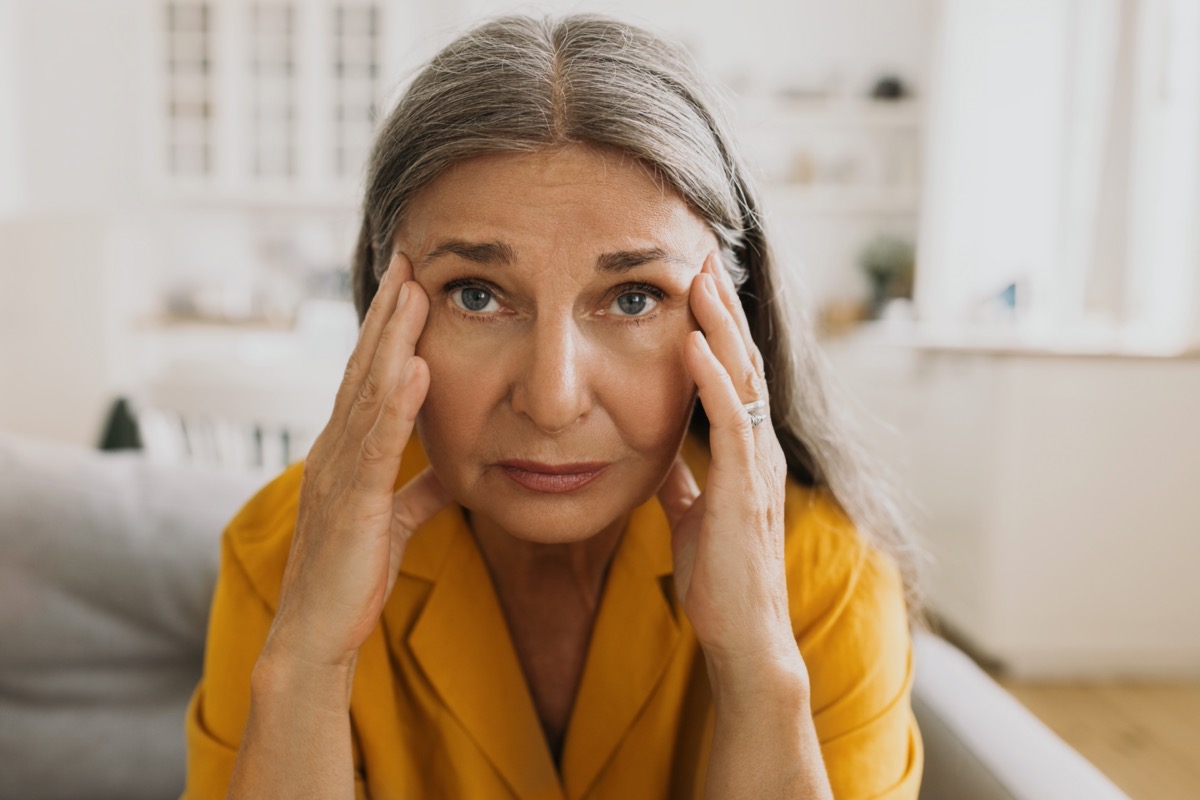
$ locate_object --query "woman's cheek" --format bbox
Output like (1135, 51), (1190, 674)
(600, 325), (695, 429)
(415, 305), (503, 363)
(415, 312), (503, 433)
(413, 312), (508, 489)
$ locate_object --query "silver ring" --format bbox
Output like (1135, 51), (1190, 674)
(743, 399), (768, 428)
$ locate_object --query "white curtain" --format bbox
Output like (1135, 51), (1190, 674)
(916, 0), (1200, 350)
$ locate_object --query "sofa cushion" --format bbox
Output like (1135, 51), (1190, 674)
(0, 433), (263, 800)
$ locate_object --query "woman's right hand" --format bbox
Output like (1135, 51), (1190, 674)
(263, 250), (450, 674)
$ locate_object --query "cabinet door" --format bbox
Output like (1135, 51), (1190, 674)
(155, 0), (384, 203)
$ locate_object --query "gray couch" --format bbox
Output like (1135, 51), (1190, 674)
(0, 433), (1129, 800)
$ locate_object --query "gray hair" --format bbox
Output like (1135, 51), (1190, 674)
(352, 13), (926, 619)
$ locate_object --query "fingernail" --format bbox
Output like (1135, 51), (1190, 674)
(398, 282), (410, 308)
(702, 274), (717, 297)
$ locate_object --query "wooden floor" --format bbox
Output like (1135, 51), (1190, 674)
(995, 678), (1200, 799)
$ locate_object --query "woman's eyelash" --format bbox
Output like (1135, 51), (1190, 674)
(620, 282), (667, 301)
(443, 277), (501, 295)
(440, 278), (667, 326)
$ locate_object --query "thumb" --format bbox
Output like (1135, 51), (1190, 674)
(391, 466), (452, 541)
(657, 453), (701, 530)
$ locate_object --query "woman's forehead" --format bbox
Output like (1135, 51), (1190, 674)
(397, 146), (716, 265)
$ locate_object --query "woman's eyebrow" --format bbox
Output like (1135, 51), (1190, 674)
(419, 239), (690, 274)
(420, 239), (517, 269)
(596, 247), (690, 273)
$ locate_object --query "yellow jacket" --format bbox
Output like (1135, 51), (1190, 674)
(183, 432), (922, 799)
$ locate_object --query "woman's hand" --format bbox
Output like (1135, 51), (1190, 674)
(264, 251), (451, 673)
(657, 254), (799, 677)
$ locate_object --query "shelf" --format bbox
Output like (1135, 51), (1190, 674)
(746, 97), (923, 130)
(761, 183), (921, 215)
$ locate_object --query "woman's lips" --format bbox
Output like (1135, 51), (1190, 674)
(497, 461), (609, 494)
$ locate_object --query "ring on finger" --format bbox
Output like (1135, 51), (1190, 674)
(743, 398), (768, 428)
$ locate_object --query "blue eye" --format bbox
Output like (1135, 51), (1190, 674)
(452, 286), (497, 313)
(615, 293), (651, 316)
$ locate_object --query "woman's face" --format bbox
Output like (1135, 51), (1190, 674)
(397, 145), (717, 544)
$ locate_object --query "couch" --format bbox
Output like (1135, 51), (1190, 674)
(0, 432), (1130, 799)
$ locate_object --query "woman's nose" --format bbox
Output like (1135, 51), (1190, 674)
(509, 315), (591, 434)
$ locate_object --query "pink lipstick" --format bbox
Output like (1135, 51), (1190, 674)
(497, 460), (609, 494)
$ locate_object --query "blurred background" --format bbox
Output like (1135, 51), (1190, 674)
(0, 1), (1197, 797)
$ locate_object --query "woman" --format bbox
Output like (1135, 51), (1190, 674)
(184, 14), (923, 800)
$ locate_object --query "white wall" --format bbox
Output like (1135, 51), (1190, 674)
(0, 0), (26, 215)
(0, 1), (155, 445)
(4, 0), (148, 214)
(0, 218), (116, 444)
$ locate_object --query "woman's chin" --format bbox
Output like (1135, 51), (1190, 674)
(462, 501), (616, 544)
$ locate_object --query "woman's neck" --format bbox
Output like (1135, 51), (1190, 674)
(466, 509), (629, 612)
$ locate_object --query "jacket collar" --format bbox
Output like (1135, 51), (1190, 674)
(238, 432), (707, 799)
(386, 434), (706, 798)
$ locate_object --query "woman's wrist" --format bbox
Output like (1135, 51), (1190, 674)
(253, 641), (358, 715)
(704, 635), (810, 708)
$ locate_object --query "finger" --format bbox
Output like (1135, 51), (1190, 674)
(690, 267), (764, 407)
(351, 355), (429, 498)
(685, 330), (756, 465)
(392, 465), (452, 538)
(330, 251), (412, 425)
(704, 254), (765, 376)
(656, 453), (701, 531)
(344, 276), (430, 443)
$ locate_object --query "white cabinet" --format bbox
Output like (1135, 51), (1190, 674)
(825, 326), (1200, 678)
(147, 0), (388, 207)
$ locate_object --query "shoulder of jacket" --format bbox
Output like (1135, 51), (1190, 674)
(221, 460), (306, 610)
(782, 480), (891, 634)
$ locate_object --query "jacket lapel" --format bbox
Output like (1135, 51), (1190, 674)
(560, 495), (681, 800)
(403, 509), (564, 800)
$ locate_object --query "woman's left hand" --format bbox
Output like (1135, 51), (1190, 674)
(658, 253), (799, 674)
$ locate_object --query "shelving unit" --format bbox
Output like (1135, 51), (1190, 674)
(762, 182), (921, 215)
(741, 96), (923, 211)
(733, 93), (924, 313)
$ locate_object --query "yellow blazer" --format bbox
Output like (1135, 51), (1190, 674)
(183, 431), (922, 799)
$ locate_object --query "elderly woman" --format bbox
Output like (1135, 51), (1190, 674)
(184, 14), (923, 800)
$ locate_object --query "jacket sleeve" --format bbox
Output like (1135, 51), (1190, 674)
(797, 541), (923, 799)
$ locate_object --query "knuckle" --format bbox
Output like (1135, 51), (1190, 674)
(307, 431), (330, 462)
(728, 401), (754, 432)
(737, 364), (759, 394)
(749, 348), (766, 374)
(355, 372), (384, 410)
(391, 505), (417, 534)
(376, 392), (409, 426)
(359, 428), (391, 463)
(381, 391), (415, 422)
(376, 319), (400, 351)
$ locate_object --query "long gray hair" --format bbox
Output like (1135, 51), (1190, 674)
(351, 14), (925, 618)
